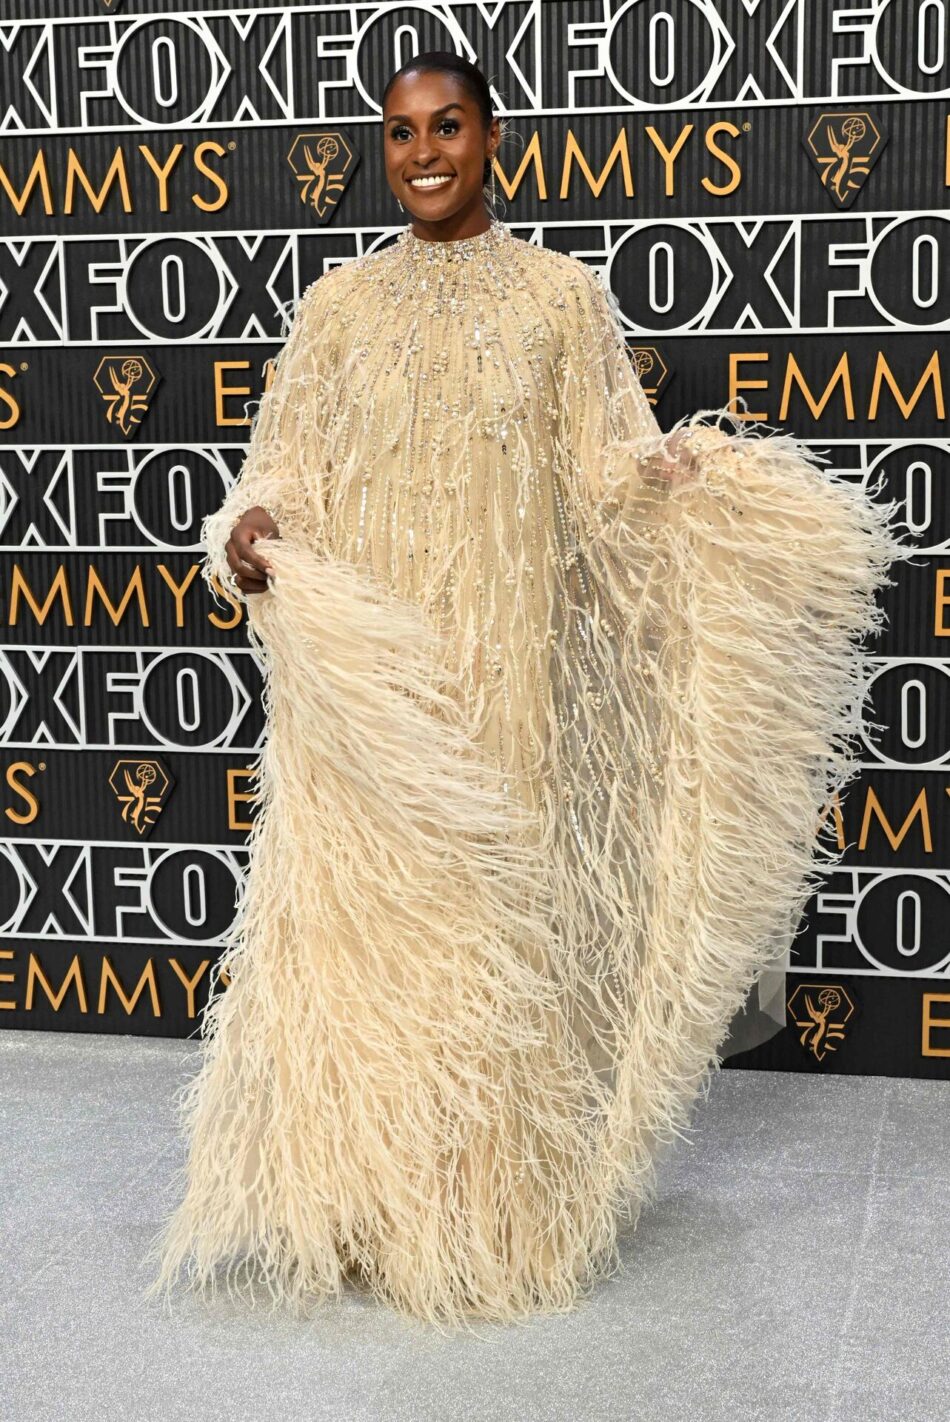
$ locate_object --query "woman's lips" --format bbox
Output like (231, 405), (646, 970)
(406, 174), (456, 193)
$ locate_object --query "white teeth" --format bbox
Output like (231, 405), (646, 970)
(408, 175), (453, 187)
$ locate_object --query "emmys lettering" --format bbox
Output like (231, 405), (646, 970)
(0, 944), (219, 1021)
(0, 142), (230, 218)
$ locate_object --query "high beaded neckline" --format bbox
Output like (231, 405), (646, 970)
(396, 219), (509, 264)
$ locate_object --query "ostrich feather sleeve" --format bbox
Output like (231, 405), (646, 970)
(200, 276), (338, 602)
(556, 260), (912, 1061)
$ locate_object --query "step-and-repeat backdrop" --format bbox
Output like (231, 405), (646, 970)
(0, 0), (947, 1078)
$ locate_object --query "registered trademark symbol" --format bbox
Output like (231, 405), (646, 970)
(38, 762), (46, 771)
(19, 361), (28, 371)
(228, 140), (236, 150)
(742, 122), (751, 131)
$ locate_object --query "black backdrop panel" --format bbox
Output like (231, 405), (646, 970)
(1, 0), (948, 1078)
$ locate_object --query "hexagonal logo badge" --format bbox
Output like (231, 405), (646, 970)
(787, 982), (858, 1063)
(108, 757), (174, 837)
(803, 111), (888, 208)
(93, 355), (160, 438)
(627, 345), (670, 406)
(287, 130), (359, 222)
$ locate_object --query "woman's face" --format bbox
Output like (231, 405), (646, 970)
(383, 69), (499, 234)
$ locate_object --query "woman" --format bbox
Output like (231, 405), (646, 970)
(145, 53), (908, 1328)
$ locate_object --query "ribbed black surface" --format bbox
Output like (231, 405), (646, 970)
(0, 2), (947, 1061)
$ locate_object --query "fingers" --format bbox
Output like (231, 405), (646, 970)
(665, 430), (691, 462)
(227, 532), (274, 583)
(222, 549), (269, 595)
(241, 531), (274, 574)
(661, 429), (701, 485)
(231, 570), (270, 596)
(224, 539), (272, 597)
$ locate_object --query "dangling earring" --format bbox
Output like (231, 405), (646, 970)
(488, 149), (498, 214)
(397, 197), (404, 212)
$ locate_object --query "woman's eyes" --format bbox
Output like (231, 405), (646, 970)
(390, 119), (460, 141)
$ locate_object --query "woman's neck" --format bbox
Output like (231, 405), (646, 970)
(408, 200), (493, 244)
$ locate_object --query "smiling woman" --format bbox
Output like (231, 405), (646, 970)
(382, 53), (501, 241)
(146, 51), (910, 1329)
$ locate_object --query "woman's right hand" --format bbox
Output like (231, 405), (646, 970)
(225, 506), (280, 596)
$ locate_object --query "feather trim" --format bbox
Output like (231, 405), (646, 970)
(143, 546), (623, 1331)
(141, 231), (915, 1330)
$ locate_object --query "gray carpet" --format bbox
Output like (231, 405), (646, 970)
(3, 1029), (945, 1422)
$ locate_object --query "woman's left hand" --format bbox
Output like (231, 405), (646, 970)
(662, 428), (702, 484)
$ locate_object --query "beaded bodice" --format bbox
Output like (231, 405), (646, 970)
(206, 216), (668, 805)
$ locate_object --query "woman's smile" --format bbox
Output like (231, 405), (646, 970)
(406, 173), (456, 191)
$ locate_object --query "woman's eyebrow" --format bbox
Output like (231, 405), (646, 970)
(385, 103), (466, 124)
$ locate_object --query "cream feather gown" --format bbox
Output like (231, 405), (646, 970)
(144, 218), (909, 1328)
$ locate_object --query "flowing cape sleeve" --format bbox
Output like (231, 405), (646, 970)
(555, 260), (912, 1070)
(200, 276), (336, 602)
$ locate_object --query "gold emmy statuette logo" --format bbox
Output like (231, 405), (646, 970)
(108, 758), (174, 836)
(286, 131), (358, 222)
(628, 346), (669, 406)
(93, 356), (160, 438)
(803, 111), (887, 209)
(787, 982), (857, 1062)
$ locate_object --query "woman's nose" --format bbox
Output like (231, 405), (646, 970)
(413, 135), (438, 165)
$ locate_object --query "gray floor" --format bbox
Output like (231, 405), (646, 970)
(2, 1031), (945, 1422)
